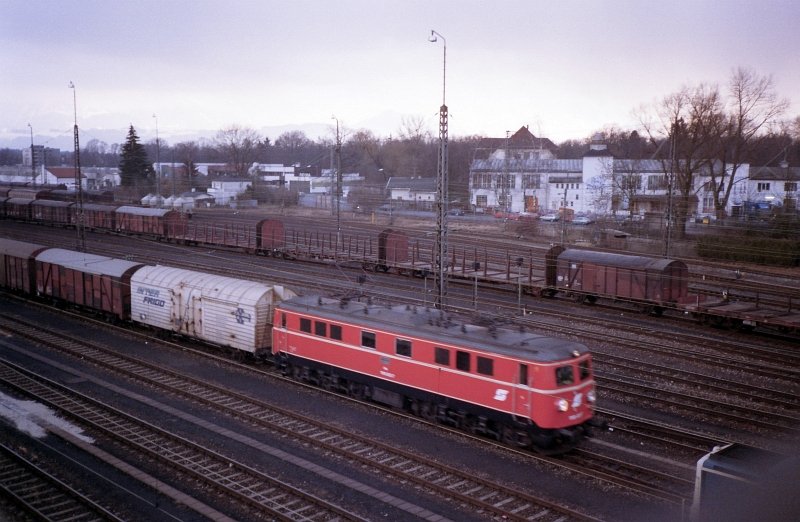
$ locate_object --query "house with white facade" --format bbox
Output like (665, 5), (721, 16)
(386, 177), (438, 210)
(469, 127), (770, 220)
(207, 178), (252, 205)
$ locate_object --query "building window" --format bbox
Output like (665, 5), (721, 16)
(785, 182), (797, 192)
(300, 318), (312, 333)
(314, 321), (327, 336)
(476, 356), (493, 376)
(330, 324), (342, 340)
(476, 195), (488, 208)
(456, 351), (470, 372)
(647, 175), (668, 190)
(396, 339), (412, 357)
(361, 331), (376, 349)
(522, 174), (540, 189)
(435, 347), (450, 365)
(757, 182), (771, 192)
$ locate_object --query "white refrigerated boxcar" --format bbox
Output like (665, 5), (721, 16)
(130, 265), (295, 354)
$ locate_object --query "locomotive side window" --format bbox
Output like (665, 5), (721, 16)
(456, 351), (470, 372)
(556, 366), (574, 385)
(361, 331), (376, 349)
(300, 317), (312, 333)
(519, 364), (529, 386)
(476, 356), (493, 376)
(330, 324), (342, 340)
(281, 312), (286, 328)
(395, 339), (412, 357)
(314, 321), (327, 336)
(434, 347), (450, 366)
(579, 360), (591, 380)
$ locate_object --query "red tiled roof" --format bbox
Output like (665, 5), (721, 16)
(48, 167), (75, 179)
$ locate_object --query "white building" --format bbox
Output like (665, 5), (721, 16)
(469, 127), (762, 219)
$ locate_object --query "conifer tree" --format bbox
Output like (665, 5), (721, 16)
(119, 125), (154, 192)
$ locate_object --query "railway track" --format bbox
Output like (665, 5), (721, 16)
(0, 307), (707, 519)
(0, 359), (368, 522)
(0, 441), (121, 522)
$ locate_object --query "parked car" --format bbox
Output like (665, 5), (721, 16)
(539, 213), (560, 222)
(571, 216), (594, 225)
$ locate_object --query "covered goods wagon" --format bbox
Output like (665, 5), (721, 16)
(130, 266), (296, 354)
(35, 248), (146, 320)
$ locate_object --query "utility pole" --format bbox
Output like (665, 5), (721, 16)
(332, 116), (342, 254)
(27, 123), (36, 187)
(664, 118), (677, 258)
(502, 130), (510, 214)
(153, 114), (161, 203)
(430, 29), (449, 309)
(69, 82), (85, 252)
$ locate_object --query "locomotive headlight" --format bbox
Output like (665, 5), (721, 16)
(587, 390), (596, 403)
(556, 398), (569, 412)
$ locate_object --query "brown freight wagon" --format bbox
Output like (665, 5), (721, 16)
(31, 199), (74, 226)
(114, 206), (188, 239)
(35, 248), (147, 320)
(256, 218), (285, 252)
(548, 246), (689, 312)
(0, 238), (51, 294)
(3, 198), (34, 220)
(81, 203), (120, 230)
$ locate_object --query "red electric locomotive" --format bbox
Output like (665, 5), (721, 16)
(273, 296), (595, 451)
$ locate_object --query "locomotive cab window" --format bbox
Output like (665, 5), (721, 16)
(395, 339), (412, 357)
(434, 347), (450, 366)
(300, 317), (312, 333)
(579, 359), (591, 381)
(556, 366), (574, 386)
(330, 324), (342, 341)
(456, 351), (470, 372)
(476, 356), (493, 376)
(314, 321), (327, 336)
(361, 331), (376, 349)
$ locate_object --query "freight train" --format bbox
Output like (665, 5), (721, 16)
(0, 237), (596, 452)
(1, 193), (797, 334)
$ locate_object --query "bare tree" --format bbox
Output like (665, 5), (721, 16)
(275, 130), (311, 155)
(712, 68), (790, 218)
(215, 125), (262, 177)
(640, 83), (723, 239)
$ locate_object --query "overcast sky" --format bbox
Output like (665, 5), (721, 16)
(2, 0), (798, 149)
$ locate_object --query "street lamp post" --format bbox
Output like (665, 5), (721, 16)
(68, 81), (85, 252)
(429, 29), (449, 309)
